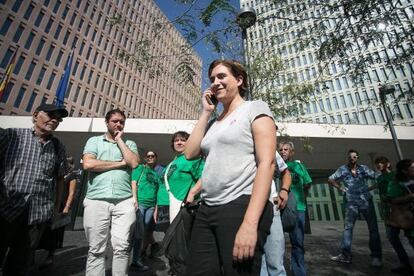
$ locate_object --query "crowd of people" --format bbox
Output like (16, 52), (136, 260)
(0, 59), (413, 276)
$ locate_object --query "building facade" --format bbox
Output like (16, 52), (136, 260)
(0, 0), (202, 119)
(240, 0), (414, 126)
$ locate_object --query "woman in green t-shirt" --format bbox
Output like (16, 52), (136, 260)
(384, 159), (414, 275)
(130, 150), (161, 271)
(158, 131), (204, 224)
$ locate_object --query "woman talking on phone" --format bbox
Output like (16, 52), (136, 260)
(184, 59), (276, 275)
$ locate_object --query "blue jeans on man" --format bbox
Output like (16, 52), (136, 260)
(341, 199), (382, 259)
(261, 208), (287, 276)
(289, 211), (306, 276)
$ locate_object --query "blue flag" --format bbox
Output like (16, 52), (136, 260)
(54, 50), (74, 107)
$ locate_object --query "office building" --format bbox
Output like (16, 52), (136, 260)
(240, 0), (414, 125)
(0, 0), (202, 119)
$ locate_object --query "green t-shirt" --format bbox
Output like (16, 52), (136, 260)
(131, 164), (160, 207)
(376, 171), (395, 218)
(287, 160), (312, 211)
(164, 154), (204, 201)
(157, 178), (169, 206)
(387, 180), (408, 198)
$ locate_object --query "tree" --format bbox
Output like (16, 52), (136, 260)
(115, 0), (414, 124)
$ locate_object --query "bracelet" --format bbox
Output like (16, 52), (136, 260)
(280, 187), (290, 193)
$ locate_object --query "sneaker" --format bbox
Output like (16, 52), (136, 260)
(131, 261), (149, 272)
(149, 242), (161, 258)
(330, 253), (351, 264)
(371, 257), (382, 267)
(39, 255), (54, 270)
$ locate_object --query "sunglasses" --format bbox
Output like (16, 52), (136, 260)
(146, 154), (155, 158)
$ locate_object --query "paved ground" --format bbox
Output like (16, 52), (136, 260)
(24, 219), (414, 275)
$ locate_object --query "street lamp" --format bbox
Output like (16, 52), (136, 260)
(237, 7), (257, 100)
(379, 84), (404, 161)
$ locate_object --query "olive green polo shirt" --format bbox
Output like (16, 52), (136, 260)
(83, 134), (138, 200)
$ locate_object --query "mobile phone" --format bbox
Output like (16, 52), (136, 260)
(206, 94), (218, 106)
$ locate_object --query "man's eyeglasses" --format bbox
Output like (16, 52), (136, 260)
(146, 155), (155, 158)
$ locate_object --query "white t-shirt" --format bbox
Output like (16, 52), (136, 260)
(200, 100), (274, 205)
(270, 152), (288, 198)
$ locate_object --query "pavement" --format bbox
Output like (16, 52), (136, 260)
(23, 219), (414, 275)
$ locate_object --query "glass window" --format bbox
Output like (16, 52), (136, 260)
(0, 82), (14, 103)
(80, 65), (86, 80)
(62, 6), (69, 20)
(71, 36), (78, 48)
(34, 11), (45, 27)
(43, 0), (50, 7)
(54, 24), (62, 39)
(0, 17), (13, 36)
(70, 11), (76, 25)
(368, 109), (377, 123)
(78, 18), (84, 31)
(46, 44), (55, 61)
(24, 32), (35, 49)
(72, 61), (79, 76)
(25, 61), (36, 80)
(336, 114), (343, 124)
(35, 38), (46, 55)
(0, 49), (14, 69)
(377, 108), (385, 122)
(53, 0), (61, 14)
(14, 86), (26, 108)
(12, 24), (25, 43)
(13, 55), (25, 75)
(352, 112), (359, 123)
(355, 92), (362, 105)
(81, 90), (88, 105)
(45, 18), (53, 33)
(36, 66), (46, 85)
(347, 94), (354, 107)
(55, 50), (63, 66)
(23, 4), (35, 20)
(12, 0), (24, 12)
(25, 91), (37, 112)
(46, 71), (56, 90)
(325, 98), (332, 111)
(404, 104), (413, 119)
(63, 30), (71, 45)
(333, 96), (339, 109)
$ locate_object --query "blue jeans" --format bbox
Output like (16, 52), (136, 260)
(289, 211), (306, 276)
(132, 205), (155, 264)
(341, 199), (382, 259)
(386, 225), (413, 268)
(261, 207), (287, 276)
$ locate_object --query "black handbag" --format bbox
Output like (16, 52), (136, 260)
(281, 191), (298, 232)
(162, 202), (199, 275)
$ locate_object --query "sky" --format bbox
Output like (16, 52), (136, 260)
(154, 0), (242, 90)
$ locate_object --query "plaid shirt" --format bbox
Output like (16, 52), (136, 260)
(0, 128), (66, 225)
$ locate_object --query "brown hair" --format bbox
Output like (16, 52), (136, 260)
(208, 59), (248, 97)
(170, 131), (189, 151)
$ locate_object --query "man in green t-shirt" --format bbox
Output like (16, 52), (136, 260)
(130, 150), (161, 271)
(279, 141), (312, 276)
(375, 157), (414, 274)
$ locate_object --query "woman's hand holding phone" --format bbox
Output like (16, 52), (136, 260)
(202, 88), (218, 112)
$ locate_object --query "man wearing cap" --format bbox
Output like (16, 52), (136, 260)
(0, 104), (68, 275)
(82, 108), (139, 276)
